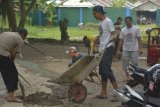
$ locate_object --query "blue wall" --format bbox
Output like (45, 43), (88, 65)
(30, 7), (137, 27)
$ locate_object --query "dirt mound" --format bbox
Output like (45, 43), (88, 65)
(24, 92), (63, 106)
(46, 84), (69, 99)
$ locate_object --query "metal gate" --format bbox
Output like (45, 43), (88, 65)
(147, 28), (160, 66)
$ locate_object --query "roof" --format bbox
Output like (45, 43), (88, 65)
(49, 0), (136, 8)
(60, 0), (94, 7)
(91, 0), (113, 7)
(133, 0), (160, 11)
(136, 0), (160, 6)
(92, 0), (136, 8)
(125, 1), (136, 9)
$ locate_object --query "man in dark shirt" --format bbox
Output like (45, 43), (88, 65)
(114, 17), (123, 57)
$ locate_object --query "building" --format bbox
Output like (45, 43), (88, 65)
(30, 0), (137, 26)
(56, 0), (136, 26)
(133, 0), (160, 24)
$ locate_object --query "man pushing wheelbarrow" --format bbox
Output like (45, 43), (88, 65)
(92, 5), (118, 100)
(54, 5), (119, 103)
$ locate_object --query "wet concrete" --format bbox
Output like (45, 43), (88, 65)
(15, 59), (59, 78)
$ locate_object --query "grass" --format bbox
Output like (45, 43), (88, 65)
(0, 22), (159, 44)
(26, 26), (99, 41)
(26, 24), (159, 44)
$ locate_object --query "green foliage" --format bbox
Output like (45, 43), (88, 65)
(44, 3), (57, 26)
(112, 0), (126, 7)
(35, 0), (58, 26)
(36, 0), (48, 10)
(0, 16), (6, 27)
(138, 24), (157, 44)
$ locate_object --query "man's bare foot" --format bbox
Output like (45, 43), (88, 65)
(6, 96), (23, 103)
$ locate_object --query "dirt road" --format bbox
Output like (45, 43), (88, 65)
(0, 43), (148, 107)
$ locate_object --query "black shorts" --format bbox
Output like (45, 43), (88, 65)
(0, 55), (18, 92)
(83, 39), (90, 48)
(99, 46), (117, 83)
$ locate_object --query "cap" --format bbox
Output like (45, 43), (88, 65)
(17, 28), (28, 35)
(93, 5), (106, 14)
(66, 46), (77, 54)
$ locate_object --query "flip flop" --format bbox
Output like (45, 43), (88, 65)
(93, 95), (108, 99)
(109, 93), (119, 102)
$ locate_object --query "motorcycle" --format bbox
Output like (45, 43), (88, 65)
(125, 63), (147, 88)
(115, 63), (160, 107)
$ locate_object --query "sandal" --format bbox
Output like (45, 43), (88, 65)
(93, 95), (108, 99)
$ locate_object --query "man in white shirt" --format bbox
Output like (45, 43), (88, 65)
(93, 5), (118, 99)
(117, 16), (142, 82)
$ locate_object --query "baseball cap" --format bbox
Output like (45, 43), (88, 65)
(93, 5), (106, 14)
(66, 46), (77, 54)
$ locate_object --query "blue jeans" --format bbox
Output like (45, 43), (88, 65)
(99, 46), (117, 83)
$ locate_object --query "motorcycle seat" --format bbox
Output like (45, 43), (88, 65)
(129, 63), (147, 74)
(134, 66), (147, 74)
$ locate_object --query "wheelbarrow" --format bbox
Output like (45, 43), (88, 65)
(54, 55), (101, 103)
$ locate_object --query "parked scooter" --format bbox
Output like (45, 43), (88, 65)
(125, 63), (147, 88)
(115, 63), (160, 107)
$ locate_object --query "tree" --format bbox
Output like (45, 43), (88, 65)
(1, 0), (37, 31)
(0, 0), (7, 22)
(5, 0), (17, 31)
(1, 0), (66, 31)
(18, 0), (37, 28)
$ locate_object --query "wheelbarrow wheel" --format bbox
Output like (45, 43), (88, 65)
(68, 83), (87, 103)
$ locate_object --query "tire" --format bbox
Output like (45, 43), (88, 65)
(68, 83), (87, 103)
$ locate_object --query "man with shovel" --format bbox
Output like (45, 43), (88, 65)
(0, 28), (28, 103)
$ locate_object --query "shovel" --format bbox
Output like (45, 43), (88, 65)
(19, 80), (25, 99)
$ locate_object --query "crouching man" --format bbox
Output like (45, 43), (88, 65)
(66, 46), (86, 67)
